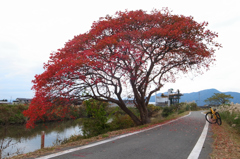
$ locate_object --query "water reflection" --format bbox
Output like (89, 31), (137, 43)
(0, 120), (82, 158)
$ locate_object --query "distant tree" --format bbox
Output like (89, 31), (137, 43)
(23, 8), (221, 128)
(204, 93), (233, 106)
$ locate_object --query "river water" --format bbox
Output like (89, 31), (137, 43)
(0, 104), (156, 158)
(0, 120), (83, 158)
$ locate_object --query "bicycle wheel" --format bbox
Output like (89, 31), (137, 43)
(215, 112), (222, 125)
(205, 112), (217, 124)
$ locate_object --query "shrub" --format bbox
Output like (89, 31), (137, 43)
(190, 102), (199, 110)
(178, 109), (185, 114)
(109, 114), (134, 130)
(161, 106), (175, 117)
(185, 105), (190, 111)
(175, 102), (189, 112)
(218, 104), (240, 132)
(221, 111), (239, 124)
(82, 99), (109, 119)
(147, 104), (161, 117)
(82, 118), (110, 138)
(81, 99), (109, 138)
(184, 102), (199, 111)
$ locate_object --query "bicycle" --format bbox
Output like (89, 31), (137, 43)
(205, 106), (222, 125)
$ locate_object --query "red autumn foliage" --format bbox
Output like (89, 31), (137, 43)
(23, 8), (221, 128)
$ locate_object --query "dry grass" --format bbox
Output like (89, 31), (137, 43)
(210, 122), (240, 159)
(10, 111), (189, 159)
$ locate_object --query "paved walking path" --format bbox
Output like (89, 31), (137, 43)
(35, 111), (213, 159)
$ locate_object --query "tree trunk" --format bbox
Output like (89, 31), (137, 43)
(118, 102), (143, 126)
(139, 102), (151, 125)
(115, 88), (151, 126)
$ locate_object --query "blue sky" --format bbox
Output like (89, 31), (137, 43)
(0, 0), (240, 101)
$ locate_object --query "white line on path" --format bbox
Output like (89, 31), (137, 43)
(36, 112), (191, 159)
(187, 112), (209, 159)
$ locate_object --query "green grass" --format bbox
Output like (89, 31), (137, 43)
(219, 110), (240, 133)
(0, 104), (28, 124)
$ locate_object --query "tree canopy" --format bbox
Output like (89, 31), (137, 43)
(204, 93), (233, 106)
(23, 9), (221, 128)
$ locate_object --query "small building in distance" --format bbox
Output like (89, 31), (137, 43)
(0, 99), (10, 105)
(13, 98), (32, 104)
(155, 89), (183, 106)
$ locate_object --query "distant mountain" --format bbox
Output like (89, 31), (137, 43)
(149, 88), (240, 106)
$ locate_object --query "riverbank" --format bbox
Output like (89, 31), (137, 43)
(0, 104), (84, 125)
(0, 104), (28, 124)
(10, 111), (190, 159)
(0, 119), (83, 159)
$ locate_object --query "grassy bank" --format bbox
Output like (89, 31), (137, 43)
(0, 104), (28, 124)
(210, 103), (240, 158)
(218, 103), (240, 133)
(0, 104), (86, 125)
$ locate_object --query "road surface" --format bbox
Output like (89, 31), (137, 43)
(36, 111), (213, 159)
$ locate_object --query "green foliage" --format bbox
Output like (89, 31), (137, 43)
(147, 104), (162, 117)
(82, 118), (110, 138)
(204, 93), (234, 106)
(109, 114), (135, 130)
(128, 107), (140, 118)
(147, 104), (161, 111)
(81, 103), (143, 138)
(185, 105), (190, 111)
(174, 102), (199, 112)
(60, 134), (84, 145)
(0, 104), (28, 124)
(160, 102), (194, 116)
(220, 111), (240, 132)
(83, 99), (108, 119)
(81, 99), (109, 138)
(178, 109), (185, 114)
(0, 104), (85, 125)
(109, 106), (140, 118)
(187, 102), (199, 111)
(107, 106), (123, 115)
(176, 102), (193, 113)
(161, 106), (175, 117)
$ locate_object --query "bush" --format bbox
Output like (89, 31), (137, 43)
(188, 102), (199, 111)
(147, 104), (161, 117)
(82, 99), (109, 118)
(220, 111), (240, 132)
(178, 109), (185, 114)
(81, 99), (109, 138)
(82, 118), (110, 138)
(148, 104), (161, 111)
(185, 105), (190, 111)
(109, 114), (134, 130)
(161, 106), (175, 117)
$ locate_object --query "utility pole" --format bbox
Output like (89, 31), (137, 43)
(198, 92), (200, 106)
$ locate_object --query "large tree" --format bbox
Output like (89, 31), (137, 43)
(24, 9), (221, 128)
(204, 93), (233, 106)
